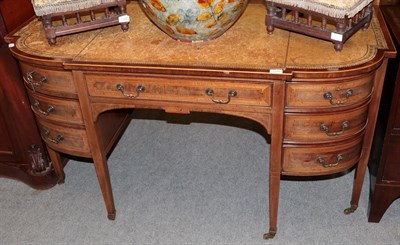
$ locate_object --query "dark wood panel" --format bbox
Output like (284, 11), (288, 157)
(379, 0), (400, 5)
(0, 85), (16, 162)
(382, 136), (400, 181)
(0, 0), (34, 33)
(0, 1), (57, 189)
(368, 3), (400, 222)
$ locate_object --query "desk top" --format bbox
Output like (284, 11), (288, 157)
(7, 3), (393, 72)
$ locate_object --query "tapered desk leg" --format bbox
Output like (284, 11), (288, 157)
(47, 146), (65, 184)
(92, 149), (116, 220)
(264, 171), (280, 239)
(87, 116), (116, 220)
(72, 71), (116, 220)
(344, 166), (363, 214)
(85, 118), (116, 220)
(345, 60), (388, 215)
(264, 80), (285, 239)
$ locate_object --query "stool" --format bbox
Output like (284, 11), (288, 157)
(265, 0), (374, 51)
(31, 0), (130, 45)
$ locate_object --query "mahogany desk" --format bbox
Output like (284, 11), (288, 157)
(5, 3), (395, 239)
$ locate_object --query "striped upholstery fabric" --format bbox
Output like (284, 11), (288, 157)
(271, 0), (374, 18)
(31, 0), (118, 16)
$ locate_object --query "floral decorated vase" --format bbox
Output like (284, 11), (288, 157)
(139, 0), (249, 42)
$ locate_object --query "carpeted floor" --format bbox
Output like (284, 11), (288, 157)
(1, 110), (399, 244)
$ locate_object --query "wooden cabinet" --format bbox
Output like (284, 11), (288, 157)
(0, 1), (57, 188)
(368, 3), (400, 222)
(5, 3), (395, 239)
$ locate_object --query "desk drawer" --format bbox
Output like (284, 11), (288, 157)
(27, 91), (83, 124)
(85, 74), (272, 107)
(19, 62), (76, 98)
(36, 119), (90, 156)
(286, 73), (374, 108)
(282, 136), (362, 175)
(284, 103), (368, 142)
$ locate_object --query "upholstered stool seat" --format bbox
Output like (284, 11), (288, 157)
(31, 0), (129, 45)
(265, 0), (374, 51)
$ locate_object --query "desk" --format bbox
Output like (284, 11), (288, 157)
(5, 3), (395, 239)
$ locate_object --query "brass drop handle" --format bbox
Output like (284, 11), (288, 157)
(320, 121), (349, 136)
(43, 128), (64, 144)
(116, 84), (145, 98)
(33, 100), (54, 116)
(316, 154), (344, 168)
(205, 88), (237, 104)
(323, 89), (353, 105)
(26, 71), (47, 87)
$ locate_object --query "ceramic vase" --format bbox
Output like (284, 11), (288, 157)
(139, 0), (249, 42)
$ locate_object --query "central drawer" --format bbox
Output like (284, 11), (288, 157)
(85, 74), (272, 107)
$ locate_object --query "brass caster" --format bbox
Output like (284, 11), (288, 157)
(263, 231), (276, 240)
(344, 204), (358, 215)
(107, 211), (116, 220)
(57, 173), (65, 184)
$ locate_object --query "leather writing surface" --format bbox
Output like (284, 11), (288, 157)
(13, 3), (387, 71)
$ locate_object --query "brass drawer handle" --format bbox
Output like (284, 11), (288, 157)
(43, 128), (64, 144)
(32, 100), (54, 116)
(320, 121), (349, 136)
(26, 71), (47, 88)
(323, 89), (353, 105)
(205, 88), (237, 104)
(316, 154), (344, 168)
(116, 84), (145, 98)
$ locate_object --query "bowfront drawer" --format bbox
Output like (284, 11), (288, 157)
(19, 62), (77, 98)
(286, 73), (374, 108)
(36, 119), (90, 156)
(282, 136), (363, 176)
(284, 103), (368, 142)
(85, 74), (272, 107)
(27, 91), (83, 124)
